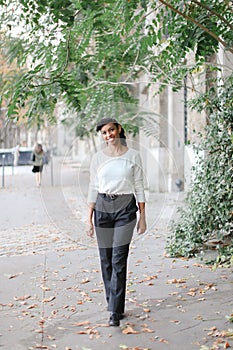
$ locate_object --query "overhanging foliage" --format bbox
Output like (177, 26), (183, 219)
(0, 0), (232, 130)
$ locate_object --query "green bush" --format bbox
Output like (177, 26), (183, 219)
(167, 75), (233, 266)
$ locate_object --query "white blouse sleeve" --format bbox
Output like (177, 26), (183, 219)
(134, 152), (146, 203)
(87, 153), (98, 203)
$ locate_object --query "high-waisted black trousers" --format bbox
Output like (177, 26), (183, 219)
(94, 193), (138, 314)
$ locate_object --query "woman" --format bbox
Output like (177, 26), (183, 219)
(32, 143), (44, 187)
(87, 118), (146, 327)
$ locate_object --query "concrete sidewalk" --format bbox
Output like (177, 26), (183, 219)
(0, 159), (232, 350)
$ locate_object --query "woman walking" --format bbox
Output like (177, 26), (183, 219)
(87, 118), (146, 326)
(32, 143), (44, 187)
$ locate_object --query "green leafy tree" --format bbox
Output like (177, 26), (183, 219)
(0, 0), (145, 130)
(1, 0), (232, 128)
(0, 0), (232, 263)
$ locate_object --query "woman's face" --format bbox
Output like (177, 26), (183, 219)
(100, 123), (121, 145)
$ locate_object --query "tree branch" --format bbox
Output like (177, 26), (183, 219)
(191, 0), (233, 31)
(158, 0), (233, 54)
(30, 30), (71, 87)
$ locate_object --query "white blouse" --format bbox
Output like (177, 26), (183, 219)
(88, 148), (145, 203)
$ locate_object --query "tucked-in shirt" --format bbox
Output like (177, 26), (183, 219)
(88, 148), (145, 203)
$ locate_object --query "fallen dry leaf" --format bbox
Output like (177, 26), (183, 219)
(128, 298), (137, 304)
(180, 257), (189, 261)
(195, 315), (203, 320)
(193, 263), (205, 268)
(199, 289), (206, 294)
(42, 296), (56, 303)
(122, 326), (140, 334)
(76, 330), (90, 334)
(168, 279), (186, 284)
(27, 304), (38, 309)
(141, 327), (154, 333)
(74, 320), (90, 326)
(7, 273), (22, 279)
(170, 320), (181, 325)
(47, 335), (56, 341)
(204, 283), (217, 291)
(40, 285), (51, 291)
(127, 289), (136, 294)
(14, 295), (31, 301)
(95, 323), (109, 328)
(159, 338), (169, 344)
(81, 277), (90, 284)
(186, 291), (196, 297)
(22, 311), (30, 316)
(139, 275), (157, 283)
(76, 327), (99, 337)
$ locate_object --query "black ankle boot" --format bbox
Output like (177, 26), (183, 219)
(109, 312), (120, 327)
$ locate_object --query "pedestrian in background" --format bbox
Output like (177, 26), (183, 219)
(87, 118), (146, 327)
(32, 143), (44, 187)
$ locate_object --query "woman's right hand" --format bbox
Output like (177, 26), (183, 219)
(87, 204), (95, 237)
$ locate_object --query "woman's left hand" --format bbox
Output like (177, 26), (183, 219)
(137, 216), (147, 235)
(86, 223), (95, 238)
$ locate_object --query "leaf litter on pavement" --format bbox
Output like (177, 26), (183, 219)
(2, 225), (232, 350)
